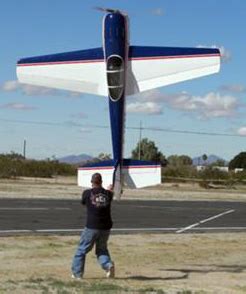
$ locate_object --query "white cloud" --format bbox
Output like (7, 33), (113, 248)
(1, 80), (83, 98)
(196, 44), (231, 62)
(151, 8), (164, 16)
(1, 80), (19, 91)
(1, 80), (57, 96)
(70, 112), (88, 119)
(220, 84), (246, 93)
(132, 89), (239, 119)
(22, 85), (57, 96)
(171, 92), (238, 118)
(130, 89), (166, 102)
(69, 91), (84, 98)
(0, 103), (37, 111)
(127, 101), (163, 115)
(64, 121), (82, 127)
(237, 127), (246, 136)
(79, 127), (92, 133)
(193, 92), (238, 118)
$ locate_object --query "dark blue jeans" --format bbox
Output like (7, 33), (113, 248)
(71, 227), (113, 277)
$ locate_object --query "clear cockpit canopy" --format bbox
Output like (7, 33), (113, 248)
(106, 55), (124, 101)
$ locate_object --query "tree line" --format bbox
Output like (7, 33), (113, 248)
(131, 138), (246, 185)
(0, 153), (76, 178)
(0, 138), (245, 182)
(131, 138), (246, 169)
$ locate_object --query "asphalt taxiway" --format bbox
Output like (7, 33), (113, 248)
(0, 198), (245, 235)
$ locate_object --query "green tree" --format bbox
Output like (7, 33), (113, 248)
(167, 155), (192, 166)
(229, 152), (246, 169)
(0, 153), (76, 178)
(167, 155), (179, 166)
(202, 154), (208, 165)
(131, 138), (167, 165)
(211, 159), (227, 167)
(179, 155), (193, 166)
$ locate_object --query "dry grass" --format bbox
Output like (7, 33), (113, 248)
(0, 177), (80, 199)
(0, 176), (246, 201)
(1, 233), (246, 293)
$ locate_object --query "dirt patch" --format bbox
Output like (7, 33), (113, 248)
(0, 233), (246, 293)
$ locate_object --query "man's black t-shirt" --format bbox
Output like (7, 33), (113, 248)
(81, 187), (113, 230)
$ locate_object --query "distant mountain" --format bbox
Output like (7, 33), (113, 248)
(58, 154), (93, 164)
(192, 154), (227, 166)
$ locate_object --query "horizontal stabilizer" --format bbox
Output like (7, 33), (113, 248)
(78, 159), (161, 189)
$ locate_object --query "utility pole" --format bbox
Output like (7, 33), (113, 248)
(23, 139), (26, 159)
(138, 121), (142, 160)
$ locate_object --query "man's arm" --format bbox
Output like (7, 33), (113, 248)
(81, 190), (88, 205)
(107, 185), (114, 201)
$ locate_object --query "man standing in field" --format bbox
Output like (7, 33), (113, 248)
(71, 173), (114, 279)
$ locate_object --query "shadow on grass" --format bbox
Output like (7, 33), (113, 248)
(124, 275), (188, 281)
(160, 264), (246, 275)
(85, 274), (188, 281)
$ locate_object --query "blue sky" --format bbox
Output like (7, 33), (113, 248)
(0, 0), (245, 160)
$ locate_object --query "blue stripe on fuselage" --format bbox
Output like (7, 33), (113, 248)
(104, 13), (128, 168)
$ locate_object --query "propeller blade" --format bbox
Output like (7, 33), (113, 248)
(94, 7), (119, 13)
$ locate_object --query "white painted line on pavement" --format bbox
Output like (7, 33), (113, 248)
(0, 208), (49, 211)
(194, 227), (246, 230)
(36, 229), (82, 232)
(1, 225), (246, 235)
(176, 209), (235, 233)
(0, 230), (32, 233)
(0, 207), (71, 211)
(112, 228), (177, 231)
(0, 228), (178, 234)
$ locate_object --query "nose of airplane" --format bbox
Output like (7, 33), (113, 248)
(104, 12), (125, 25)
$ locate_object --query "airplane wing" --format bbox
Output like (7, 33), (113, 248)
(17, 48), (107, 96)
(126, 46), (220, 96)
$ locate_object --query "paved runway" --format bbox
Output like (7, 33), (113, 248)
(0, 198), (245, 235)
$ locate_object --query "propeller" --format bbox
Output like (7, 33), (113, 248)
(94, 7), (128, 15)
(94, 7), (120, 13)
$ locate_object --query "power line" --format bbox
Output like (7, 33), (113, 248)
(0, 118), (63, 127)
(0, 117), (245, 138)
(138, 127), (245, 138)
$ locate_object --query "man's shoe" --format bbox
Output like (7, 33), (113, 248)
(106, 263), (115, 278)
(71, 274), (82, 280)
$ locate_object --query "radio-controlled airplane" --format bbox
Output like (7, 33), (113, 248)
(16, 8), (220, 199)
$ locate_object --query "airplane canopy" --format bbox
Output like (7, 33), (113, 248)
(106, 55), (124, 100)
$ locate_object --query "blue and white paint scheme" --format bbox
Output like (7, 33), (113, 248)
(16, 9), (221, 199)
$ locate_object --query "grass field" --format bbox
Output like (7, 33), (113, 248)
(1, 233), (246, 293)
(0, 176), (246, 201)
